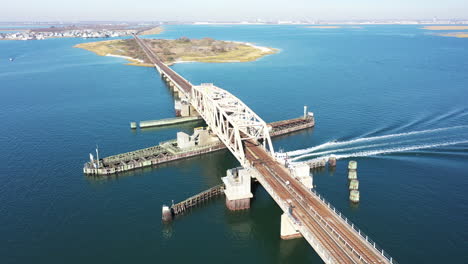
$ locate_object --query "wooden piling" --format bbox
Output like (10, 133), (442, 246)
(170, 184), (225, 216)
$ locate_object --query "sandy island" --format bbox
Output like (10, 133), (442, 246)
(74, 37), (277, 66)
(422, 26), (468, 38)
(138, 27), (164, 36)
(436, 32), (468, 38)
(422, 26), (468, 30)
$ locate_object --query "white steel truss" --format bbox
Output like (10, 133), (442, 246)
(191, 83), (275, 166)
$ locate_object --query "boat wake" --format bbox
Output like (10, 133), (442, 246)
(287, 125), (468, 162)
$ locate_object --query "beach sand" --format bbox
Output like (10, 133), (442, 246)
(422, 26), (468, 30)
(437, 32), (468, 38)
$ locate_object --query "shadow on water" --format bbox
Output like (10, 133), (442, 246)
(311, 166), (326, 174)
(349, 202), (360, 210)
(161, 221), (175, 239)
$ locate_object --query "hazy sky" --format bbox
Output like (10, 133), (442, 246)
(2, 0), (468, 21)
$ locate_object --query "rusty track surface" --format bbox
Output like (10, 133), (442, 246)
(133, 34), (192, 94)
(245, 140), (391, 264)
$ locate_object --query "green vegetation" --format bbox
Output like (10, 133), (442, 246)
(74, 37), (277, 66)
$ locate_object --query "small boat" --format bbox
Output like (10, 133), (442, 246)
(9, 57), (14, 62)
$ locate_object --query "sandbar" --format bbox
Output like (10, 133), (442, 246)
(307, 26), (341, 29)
(422, 26), (468, 30)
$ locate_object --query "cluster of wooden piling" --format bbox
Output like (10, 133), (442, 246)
(167, 184), (225, 219)
(305, 157), (337, 169)
(348, 161), (360, 203)
(307, 159), (327, 168)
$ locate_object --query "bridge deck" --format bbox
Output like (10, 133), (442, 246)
(245, 140), (391, 264)
(133, 35), (192, 94)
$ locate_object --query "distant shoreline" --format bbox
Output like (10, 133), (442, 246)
(422, 26), (468, 38)
(422, 26), (468, 30)
(435, 32), (468, 38)
(0, 26), (163, 41)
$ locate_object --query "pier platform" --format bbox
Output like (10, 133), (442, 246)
(84, 116), (314, 176)
(138, 116), (202, 128)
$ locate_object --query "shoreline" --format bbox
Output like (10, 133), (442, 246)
(227, 40), (277, 53)
(105, 54), (154, 67)
(138, 26), (164, 36)
(435, 32), (468, 38)
(422, 26), (468, 30)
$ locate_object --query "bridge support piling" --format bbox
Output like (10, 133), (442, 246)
(280, 213), (302, 240)
(189, 105), (199, 117)
(180, 102), (191, 117)
(290, 163), (313, 189)
(222, 167), (253, 211)
(174, 99), (182, 117)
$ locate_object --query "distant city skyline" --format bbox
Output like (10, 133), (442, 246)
(2, 0), (468, 22)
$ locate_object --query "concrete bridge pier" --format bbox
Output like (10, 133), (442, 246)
(174, 98), (199, 117)
(171, 86), (180, 98)
(174, 99), (182, 117)
(222, 167), (253, 210)
(290, 163), (313, 189)
(280, 213), (302, 240)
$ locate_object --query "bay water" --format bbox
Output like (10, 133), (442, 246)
(1, 25), (467, 263)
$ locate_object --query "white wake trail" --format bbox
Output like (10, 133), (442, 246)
(286, 125), (468, 157)
(290, 141), (394, 161)
(290, 135), (457, 161)
(301, 140), (468, 162)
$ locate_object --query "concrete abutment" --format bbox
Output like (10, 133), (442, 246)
(280, 213), (302, 240)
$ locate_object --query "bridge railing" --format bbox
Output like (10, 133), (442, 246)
(257, 164), (371, 263)
(282, 182), (365, 263)
(310, 189), (397, 264)
(249, 168), (337, 264)
(251, 160), (395, 263)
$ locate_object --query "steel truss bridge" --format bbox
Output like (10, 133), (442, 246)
(133, 35), (396, 264)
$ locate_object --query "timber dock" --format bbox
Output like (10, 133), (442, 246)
(170, 184), (225, 215)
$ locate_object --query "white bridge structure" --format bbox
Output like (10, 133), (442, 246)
(134, 35), (397, 264)
(191, 83), (274, 166)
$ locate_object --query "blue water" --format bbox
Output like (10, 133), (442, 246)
(1, 25), (467, 263)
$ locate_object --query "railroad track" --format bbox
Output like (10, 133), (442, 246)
(133, 34), (192, 93)
(245, 140), (390, 264)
